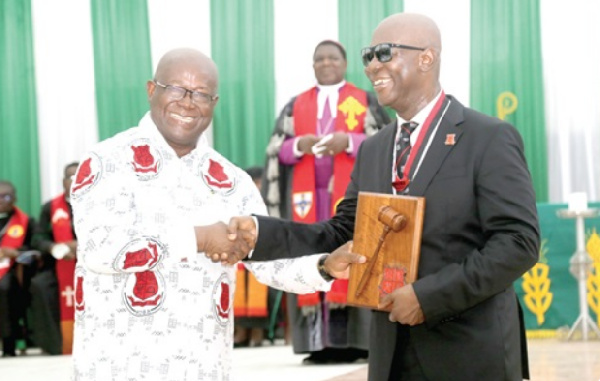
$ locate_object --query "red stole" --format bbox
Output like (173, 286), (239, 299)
(291, 84), (367, 307)
(233, 263), (268, 317)
(0, 207), (29, 279)
(50, 194), (76, 354)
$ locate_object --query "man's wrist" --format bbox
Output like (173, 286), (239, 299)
(243, 216), (260, 260)
(346, 134), (353, 153)
(293, 137), (305, 157)
(317, 254), (334, 281)
(194, 226), (207, 252)
(51, 243), (70, 259)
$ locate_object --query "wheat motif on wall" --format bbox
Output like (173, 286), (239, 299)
(586, 228), (600, 326)
(522, 239), (553, 326)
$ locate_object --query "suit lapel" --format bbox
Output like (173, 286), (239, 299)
(409, 96), (465, 196)
(375, 121), (398, 193)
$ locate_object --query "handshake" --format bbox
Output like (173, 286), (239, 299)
(195, 216), (258, 264)
(195, 216), (365, 280)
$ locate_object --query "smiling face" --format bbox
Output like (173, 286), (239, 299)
(0, 182), (15, 214)
(313, 43), (347, 86)
(147, 49), (219, 157)
(364, 14), (441, 120)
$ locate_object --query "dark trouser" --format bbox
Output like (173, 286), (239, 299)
(388, 325), (427, 381)
(0, 269), (26, 355)
(29, 268), (62, 354)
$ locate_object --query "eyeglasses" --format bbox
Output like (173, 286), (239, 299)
(0, 194), (13, 203)
(154, 80), (216, 105)
(361, 43), (426, 67)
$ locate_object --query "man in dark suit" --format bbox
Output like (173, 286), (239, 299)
(221, 13), (540, 381)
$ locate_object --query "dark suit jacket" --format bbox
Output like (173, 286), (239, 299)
(252, 95), (540, 381)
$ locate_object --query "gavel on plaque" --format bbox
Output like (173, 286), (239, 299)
(355, 205), (407, 298)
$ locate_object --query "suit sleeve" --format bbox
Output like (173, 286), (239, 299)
(249, 103), (387, 262)
(414, 123), (540, 327)
(250, 197), (355, 261)
(250, 165), (361, 262)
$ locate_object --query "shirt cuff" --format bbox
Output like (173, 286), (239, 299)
(246, 216), (260, 259)
(51, 243), (70, 259)
(301, 254), (334, 291)
(292, 137), (304, 158)
(346, 134), (354, 153)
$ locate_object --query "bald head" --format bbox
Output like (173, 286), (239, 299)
(148, 48), (220, 157)
(155, 48), (219, 91)
(365, 13), (442, 119)
(373, 13), (442, 80)
(376, 13), (441, 53)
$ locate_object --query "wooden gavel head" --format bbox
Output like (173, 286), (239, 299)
(378, 205), (407, 232)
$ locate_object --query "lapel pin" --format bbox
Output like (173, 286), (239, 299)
(445, 134), (456, 146)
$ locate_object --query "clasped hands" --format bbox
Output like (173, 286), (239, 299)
(196, 216), (365, 280)
(195, 217), (257, 264)
(297, 132), (349, 156)
(0, 247), (20, 259)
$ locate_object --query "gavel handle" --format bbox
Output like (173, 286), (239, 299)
(355, 226), (390, 298)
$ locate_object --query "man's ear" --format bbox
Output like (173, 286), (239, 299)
(146, 80), (156, 99)
(419, 49), (436, 72)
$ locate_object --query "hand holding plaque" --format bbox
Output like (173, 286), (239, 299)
(347, 192), (425, 311)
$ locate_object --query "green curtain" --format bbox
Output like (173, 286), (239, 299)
(470, 0), (548, 201)
(210, 0), (275, 168)
(0, 0), (41, 216)
(91, 0), (153, 141)
(338, 0), (404, 93)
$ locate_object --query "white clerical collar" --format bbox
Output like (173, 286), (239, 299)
(317, 80), (346, 95)
(316, 80), (346, 118)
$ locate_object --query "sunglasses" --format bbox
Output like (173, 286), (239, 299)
(361, 43), (426, 67)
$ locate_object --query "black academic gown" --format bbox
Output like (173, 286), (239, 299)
(28, 200), (67, 355)
(0, 210), (35, 355)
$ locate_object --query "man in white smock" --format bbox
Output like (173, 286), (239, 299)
(70, 48), (363, 381)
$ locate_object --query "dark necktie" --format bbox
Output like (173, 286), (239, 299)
(396, 121), (418, 179)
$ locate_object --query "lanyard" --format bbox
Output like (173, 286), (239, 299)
(392, 93), (447, 192)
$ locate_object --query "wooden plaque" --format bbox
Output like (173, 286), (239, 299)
(347, 192), (425, 311)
